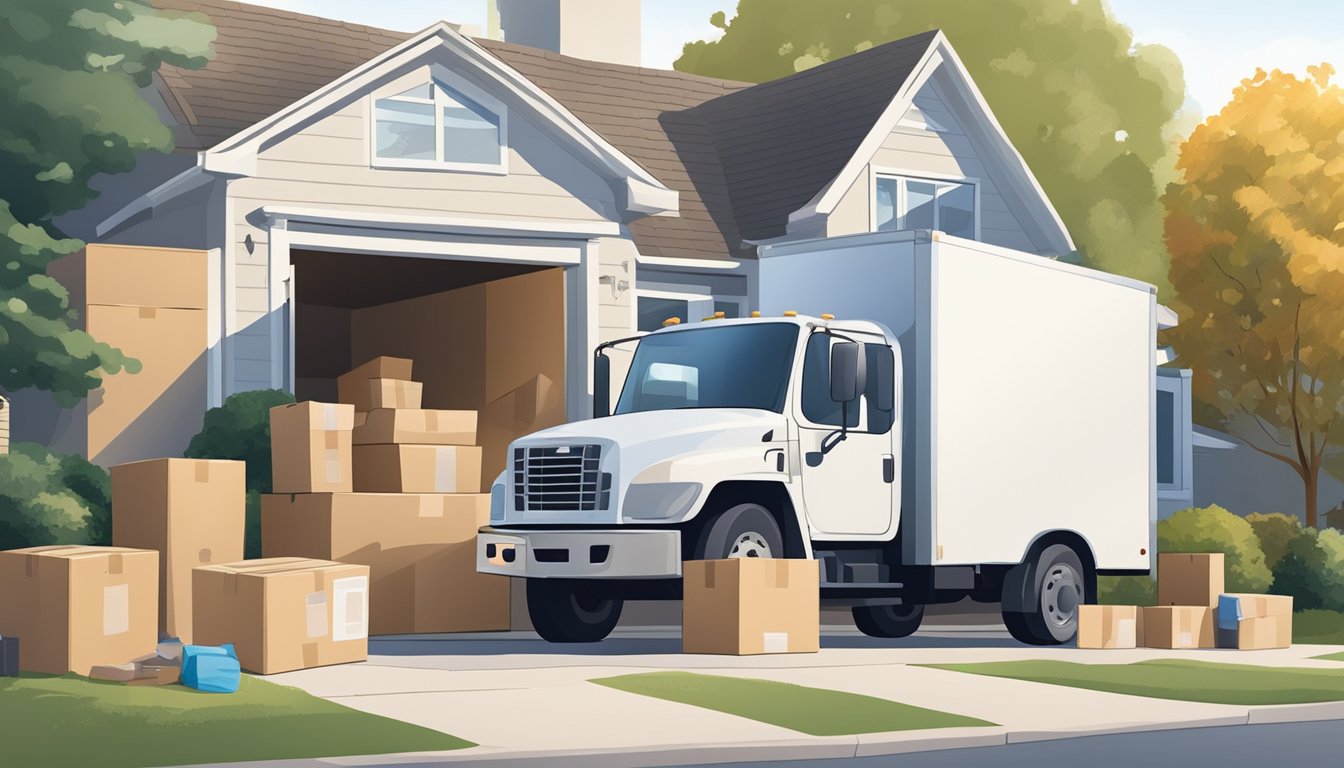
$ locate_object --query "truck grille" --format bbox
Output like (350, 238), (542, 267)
(513, 445), (610, 512)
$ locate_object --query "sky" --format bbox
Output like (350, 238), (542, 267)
(248, 0), (1344, 116)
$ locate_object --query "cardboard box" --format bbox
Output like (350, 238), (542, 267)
(353, 409), (477, 446)
(47, 244), (210, 311)
(262, 493), (509, 634)
(338, 357), (414, 412)
(0, 546), (158, 675)
(111, 458), (245, 643)
(1217, 593), (1293, 650)
(352, 444), (483, 493)
(1077, 605), (1143, 649)
(1157, 553), (1224, 607)
(1141, 605), (1215, 649)
(270, 402), (355, 493)
(368, 379), (423, 410)
(192, 558), (370, 675)
(683, 559), (820, 655)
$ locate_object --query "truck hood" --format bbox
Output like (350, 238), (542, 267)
(523, 408), (785, 452)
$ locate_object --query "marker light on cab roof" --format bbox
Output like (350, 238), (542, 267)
(662, 317), (681, 327)
(783, 310), (798, 317)
(821, 313), (835, 320)
(750, 311), (761, 318)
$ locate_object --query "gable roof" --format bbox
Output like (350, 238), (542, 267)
(149, 2), (1070, 261)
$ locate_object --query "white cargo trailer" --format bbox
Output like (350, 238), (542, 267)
(479, 229), (1156, 645)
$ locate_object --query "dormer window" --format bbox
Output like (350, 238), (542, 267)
(372, 74), (506, 172)
(874, 174), (977, 240)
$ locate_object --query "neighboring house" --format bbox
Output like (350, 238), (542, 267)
(16, 0), (1189, 489)
(1192, 426), (1344, 523)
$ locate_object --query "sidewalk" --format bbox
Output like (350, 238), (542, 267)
(201, 627), (1344, 767)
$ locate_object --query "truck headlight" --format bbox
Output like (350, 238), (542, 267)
(489, 473), (507, 523)
(623, 482), (702, 520)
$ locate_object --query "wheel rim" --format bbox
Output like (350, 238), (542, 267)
(728, 531), (773, 558)
(571, 592), (613, 622)
(1040, 563), (1081, 628)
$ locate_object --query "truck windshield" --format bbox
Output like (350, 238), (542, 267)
(615, 323), (799, 414)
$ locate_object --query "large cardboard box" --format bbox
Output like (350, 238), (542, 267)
(261, 493), (509, 634)
(1157, 553), (1224, 607)
(270, 402), (355, 493)
(1217, 593), (1293, 650)
(338, 357), (414, 412)
(193, 558), (369, 675)
(1077, 605), (1142, 649)
(47, 243), (210, 310)
(1142, 605), (1215, 649)
(352, 444), (483, 493)
(368, 379), (423, 410)
(683, 559), (820, 655)
(111, 458), (245, 642)
(353, 409), (477, 446)
(0, 546), (158, 675)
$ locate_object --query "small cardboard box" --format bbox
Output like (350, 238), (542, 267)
(352, 444), (483, 493)
(1217, 593), (1293, 650)
(338, 356), (413, 412)
(270, 402), (355, 493)
(192, 558), (369, 675)
(111, 458), (245, 643)
(1077, 605), (1143, 649)
(353, 409), (478, 446)
(368, 379), (422, 410)
(683, 559), (820, 655)
(1157, 553), (1224, 607)
(262, 492), (509, 634)
(0, 546), (158, 675)
(1142, 605), (1215, 649)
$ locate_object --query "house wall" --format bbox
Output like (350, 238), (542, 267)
(827, 77), (1043, 254)
(1194, 433), (1344, 523)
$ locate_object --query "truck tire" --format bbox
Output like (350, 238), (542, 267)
(695, 503), (784, 559)
(852, 603), (925, 639)
(1000, 544), (1087, 645)
(527, 579), (624, 643)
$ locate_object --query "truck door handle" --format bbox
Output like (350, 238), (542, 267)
(882, 455), (895, 483)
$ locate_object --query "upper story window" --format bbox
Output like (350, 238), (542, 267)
(875, 174), (977, 240)
(372, 75), (506, 172)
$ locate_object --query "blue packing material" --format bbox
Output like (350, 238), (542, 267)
(1218, 594), (1243, 631)
(181, 644), (240, 693)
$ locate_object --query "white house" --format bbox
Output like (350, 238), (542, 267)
(16, 0), (1193, 497)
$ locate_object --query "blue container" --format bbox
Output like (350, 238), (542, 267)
(181, 644), (240, 693)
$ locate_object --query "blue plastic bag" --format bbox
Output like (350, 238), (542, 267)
(181, 644), (241, 693)
(1217, 594), (1243, 631)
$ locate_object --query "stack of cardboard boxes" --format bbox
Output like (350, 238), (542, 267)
(1078, 552), (1293, 650)
(263, 356), (511, 636)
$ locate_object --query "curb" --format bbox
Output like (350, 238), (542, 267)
(1005, 715), (1250, 744)
(1247, 701), (1344, 724)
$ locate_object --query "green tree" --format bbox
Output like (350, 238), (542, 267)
(674, 0), (1187, 292)
(0, 1), (213, 404)
(0, 442), (111, 550)
(1164, 66), (1344, 529)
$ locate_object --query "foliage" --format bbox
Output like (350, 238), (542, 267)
(0, 442), (110, 549)
(0, 1), (213, 403)
(1163, 65), (1344, 528)
(1295, 609), (1344, 645)
(674, 0), (1188, 292)
(1157, 505), (1273, 593)
(1096, 575), (1155, 606)
(1271, 527), (1344, 612)
(185, 389), (294, 558)
(1246, 512), (1303, 571)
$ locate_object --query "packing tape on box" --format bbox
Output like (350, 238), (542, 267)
(195, 463), (210, 482)
(24, 554), (35, 578)
(104, 583), (129, 636)
(418, 495), (445, 518)
(332, 576), (369, 642)
(323, 403), (339, 431)
(1114, 617), (1136, 647)
(198, 548), (213, 564)
(302, 642), (320, 668)
(434, 447), (457, 493)
(108, 553), (123, 575)
(772, 559), (790, 588)
(426, 410), (439, 431)
(139, 307), (156, 319)
(763, 632), (789, 653)
(702, 561), (717, 589)
(306, 591), (328, 638)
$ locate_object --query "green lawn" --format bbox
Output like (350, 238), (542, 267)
(1294, 609), (1344, 644)
(591, 671), (994, 736)
(0, 673), (472, 767)
(1314, 650), (1344, 662)
(926, 659), (1344, 706)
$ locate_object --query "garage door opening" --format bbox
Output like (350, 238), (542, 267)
(290, 248), (568, 487)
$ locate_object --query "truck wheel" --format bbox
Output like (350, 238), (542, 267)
(526, 579), (624, 643)
(695, 503), (784, 559)
(1000, 544), (1086, 645)
(852, 603), (925, 638)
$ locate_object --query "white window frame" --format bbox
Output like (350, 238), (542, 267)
(870, 169), (980, 240)
(368, 65), (509, 175)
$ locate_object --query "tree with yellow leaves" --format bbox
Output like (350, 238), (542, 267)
(1165, 64), (1344, 528)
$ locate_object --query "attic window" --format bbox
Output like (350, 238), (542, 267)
(372, 76), (506, 172)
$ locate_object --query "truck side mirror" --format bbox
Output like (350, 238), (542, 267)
(829, 342), (866, 403)
(593, 353), (611, 418)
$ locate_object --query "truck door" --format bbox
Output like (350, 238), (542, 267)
(795, 333), (898, 537)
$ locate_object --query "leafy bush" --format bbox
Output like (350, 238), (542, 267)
(1246, 512), (1302, 571)
(0, 443), (111, 549)
(1271, 528), (1344, 612)
(185, 389), (294, 558)
(1097, 575), (1156, 606)
(1157, 505), (1273, 593)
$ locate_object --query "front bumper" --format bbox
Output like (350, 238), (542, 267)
(477, 527), (681, 579)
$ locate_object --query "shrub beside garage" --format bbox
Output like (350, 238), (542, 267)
(0, 443), (111, 550)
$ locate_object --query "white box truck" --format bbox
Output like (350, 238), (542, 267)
(478, 230), (1156, 645)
